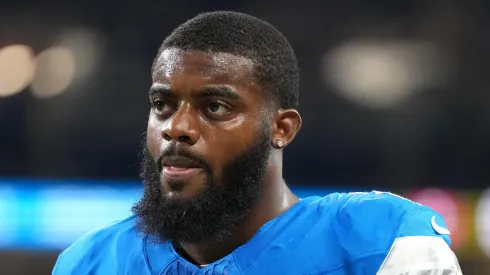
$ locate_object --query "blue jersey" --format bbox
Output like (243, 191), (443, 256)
(53, 191), (458, 275)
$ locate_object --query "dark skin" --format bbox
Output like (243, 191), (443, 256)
(147, 48), (302, 265)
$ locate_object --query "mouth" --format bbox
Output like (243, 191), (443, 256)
(161, 157), (202, 178)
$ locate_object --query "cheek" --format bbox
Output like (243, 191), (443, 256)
(146, 116), (164, 158)
(202, 120), (259, 171)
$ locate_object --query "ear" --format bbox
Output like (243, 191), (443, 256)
(272, 109), (302, 148)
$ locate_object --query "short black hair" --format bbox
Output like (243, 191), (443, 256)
(153, 11), (299, 110)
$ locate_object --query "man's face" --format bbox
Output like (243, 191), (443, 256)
(132, 48), (273, 244)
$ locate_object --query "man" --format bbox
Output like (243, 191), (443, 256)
(53, 11), (462, 274)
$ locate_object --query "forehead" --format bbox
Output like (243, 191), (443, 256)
(152, 48), (256, 88)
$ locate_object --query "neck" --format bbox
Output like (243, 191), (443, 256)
(177, 156), (298, 265)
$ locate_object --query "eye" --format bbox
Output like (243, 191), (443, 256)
(207, 101), (230, 116)
(151, 100), (172, 115)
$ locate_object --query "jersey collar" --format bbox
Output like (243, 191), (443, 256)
(143, 197), (314, 274)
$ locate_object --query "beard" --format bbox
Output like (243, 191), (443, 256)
(132, 126), (272, 245)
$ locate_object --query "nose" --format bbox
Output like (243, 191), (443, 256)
(161, 103), (200, 145)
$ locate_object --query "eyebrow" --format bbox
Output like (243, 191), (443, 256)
(199, 87), (241, 100)
(149, 85), (174, 98)
(149, 85), (241, 100)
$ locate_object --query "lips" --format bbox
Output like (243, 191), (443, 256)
(162, 156), (201, 169)
(161, 156), (202, 179)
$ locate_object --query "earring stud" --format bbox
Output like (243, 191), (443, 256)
(276, 140), (283, 148)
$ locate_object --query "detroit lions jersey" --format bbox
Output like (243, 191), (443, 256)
(52, 191), (462, 274)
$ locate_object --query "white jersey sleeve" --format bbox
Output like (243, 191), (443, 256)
(376, 236), (463, 275)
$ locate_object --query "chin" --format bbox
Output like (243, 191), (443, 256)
(161, 190), (196, 202)
(161, 179), (207, 200)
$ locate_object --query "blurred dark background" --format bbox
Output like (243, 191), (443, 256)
(0, 0), (489, 274)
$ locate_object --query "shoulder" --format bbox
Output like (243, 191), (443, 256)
(330, 191), (450, 249)
(52, 215), (142, 274)
(312, 191), (456, 273)
(339, 191), (448, 235)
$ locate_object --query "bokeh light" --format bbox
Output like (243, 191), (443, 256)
(0, 45), (35, 97)
(55, 28), (103, 79)
(30, 46), (77, 99)
(322, 39), (446, 109)
(475, 188), (490, 258)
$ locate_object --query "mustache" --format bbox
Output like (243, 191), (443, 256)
(155, 143), (212, 173)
